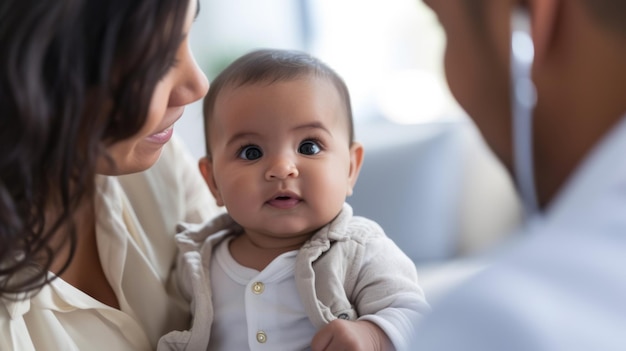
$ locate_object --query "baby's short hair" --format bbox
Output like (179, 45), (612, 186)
(203, 49), (354, 156)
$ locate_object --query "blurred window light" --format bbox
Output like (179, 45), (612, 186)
(306, 0), (460, 123)
(376, 69), (447, 124)
(191, 0), (461, 126)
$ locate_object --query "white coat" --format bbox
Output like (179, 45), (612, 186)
(413, 115), (626, 350)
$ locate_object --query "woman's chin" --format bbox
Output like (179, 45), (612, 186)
(97, 143), (165, 175)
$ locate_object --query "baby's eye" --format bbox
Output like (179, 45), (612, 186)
(238, 145), (263, 160)
(298, 140), (321, 155)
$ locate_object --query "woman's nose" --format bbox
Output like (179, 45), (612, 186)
(265, 156), (299, 180)
(179, 58), (209, 105)
(170, 48), (209, 106)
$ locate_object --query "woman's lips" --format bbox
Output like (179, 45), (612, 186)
(146, 125), (174, 144)
(147, 108), (184, 144)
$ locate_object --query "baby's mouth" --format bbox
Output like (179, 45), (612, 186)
(267, 194), (302, 209)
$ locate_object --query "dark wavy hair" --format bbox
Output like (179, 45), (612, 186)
(202, 49), (355, 157)
(0, 0), (191, 298)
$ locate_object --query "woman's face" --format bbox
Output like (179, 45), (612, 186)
(100, 0), (208, 175)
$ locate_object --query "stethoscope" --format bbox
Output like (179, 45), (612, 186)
(510, 6), (540, 221)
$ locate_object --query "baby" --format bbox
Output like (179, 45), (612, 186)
(158, 49), (429, 351)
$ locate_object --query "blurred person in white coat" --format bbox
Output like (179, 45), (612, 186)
(413, 0), (626, 350)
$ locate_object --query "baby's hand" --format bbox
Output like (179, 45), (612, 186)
(310, 319), (393, 351)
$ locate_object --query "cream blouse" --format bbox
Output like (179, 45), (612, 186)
(0, 136), (221, 351)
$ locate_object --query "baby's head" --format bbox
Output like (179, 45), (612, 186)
(199, 49), (363, 241)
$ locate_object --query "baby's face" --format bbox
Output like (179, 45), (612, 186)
(202, 77), (362, 244)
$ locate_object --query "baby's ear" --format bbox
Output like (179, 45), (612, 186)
(346, 142), (364, 196)
(199, 156), (224, 207)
